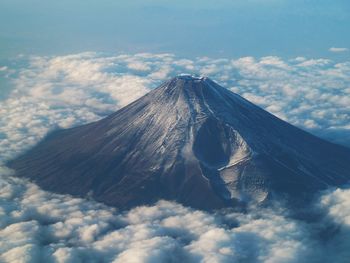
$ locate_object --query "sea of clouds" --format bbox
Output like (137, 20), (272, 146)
(0, 52), (350, 262)
(2, 166), (350, 263)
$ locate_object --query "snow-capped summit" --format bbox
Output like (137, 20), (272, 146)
(8, 76), (350, 210)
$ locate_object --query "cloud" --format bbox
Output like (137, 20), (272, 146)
(329, 47), (349, 53)
(0, 52), (350, 163)
(0, 52), (350, 262)
(2, 166), (350, 263)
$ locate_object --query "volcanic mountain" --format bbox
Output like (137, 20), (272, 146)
(8, 75), (350, 210)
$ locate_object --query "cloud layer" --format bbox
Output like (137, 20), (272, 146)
(0, 52), (350, 262)
(0, 52), (349, 163)
(0, 165), (350, 263)
(329, 47), (349, 53)
(2, 166), (350, 263)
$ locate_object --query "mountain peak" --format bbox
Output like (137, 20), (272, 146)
(172, 74), (207, 81)
(154, 74), (229, 108)
(8, 76), (350, 211)
(163, 74), (215, 93)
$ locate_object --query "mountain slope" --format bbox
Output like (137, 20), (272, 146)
(8, 75), (350, 210)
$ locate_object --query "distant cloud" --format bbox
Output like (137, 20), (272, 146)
(329, 47), (349, 53)
(0, 52), (349, 163)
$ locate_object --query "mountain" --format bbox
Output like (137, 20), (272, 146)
(8, 75), (350, 210)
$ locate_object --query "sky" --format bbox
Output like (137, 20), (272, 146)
(0, 0), (349, 60)
(1, 1), (350, 262)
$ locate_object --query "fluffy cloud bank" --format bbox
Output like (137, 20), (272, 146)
(1, 166), (350, 263)
(2, 165), (350, 263)
(0, 52), (350, 262)
(0, 52), (349, 163)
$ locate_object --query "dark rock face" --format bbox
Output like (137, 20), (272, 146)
(8, 75), (350, 210)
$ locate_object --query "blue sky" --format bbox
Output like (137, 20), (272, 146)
(0, 0), (349, 60)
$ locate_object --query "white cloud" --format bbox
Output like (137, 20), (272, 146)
(127, 61), (151, 72)
(0, 52), (349, 163)
(0, 52), (350, 262)
(329, 47), (349, 53)
(1, 165), (350, 263)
